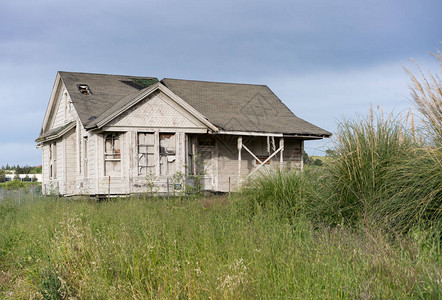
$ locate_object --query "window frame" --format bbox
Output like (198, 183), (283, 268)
(137, 132), (155, 175)
(49, 142), (57, 179)
(159, 132), (177, 176)
(104, 133), (122, 177)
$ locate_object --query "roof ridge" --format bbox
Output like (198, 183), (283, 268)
(58, 71), (157, 79)
(162, 78), (268, 87)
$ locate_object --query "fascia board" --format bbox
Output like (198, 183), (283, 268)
(216, 130), (283, 137)
(41, 73), (62, 134)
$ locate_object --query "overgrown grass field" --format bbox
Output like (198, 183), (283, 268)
(0, 195), (440, 299)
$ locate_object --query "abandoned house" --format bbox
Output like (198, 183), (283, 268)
(36, 72), (331, 196)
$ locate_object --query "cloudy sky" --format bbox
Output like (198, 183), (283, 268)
(0, 0), (440, 166)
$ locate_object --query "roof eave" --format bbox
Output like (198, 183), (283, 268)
(35, 121), (76, 144)
(215, 130), (331, 139)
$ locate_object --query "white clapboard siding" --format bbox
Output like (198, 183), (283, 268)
(52, 89), (75, 129)
(64, 128), (77, 195)
(42, 145), (49, 194)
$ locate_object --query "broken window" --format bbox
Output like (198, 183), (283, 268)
(49, 143), (57, 179)
(138, 133), (155, 175)
(159, 133), (176, 176)
(78, 84), (91, 95)
(104, 133), (121, 176)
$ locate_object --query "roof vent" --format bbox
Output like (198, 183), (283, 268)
(78, 84), (91, 95)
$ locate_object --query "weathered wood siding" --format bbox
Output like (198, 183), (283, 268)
(108, 91), (207, 130)
(51, 87), (77, 129)
(41, 144), (49, 194)
(64, 128), (77, 195)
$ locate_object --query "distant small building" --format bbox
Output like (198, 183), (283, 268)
(36, 72), (331, 196)
(5, 174), (42, 182)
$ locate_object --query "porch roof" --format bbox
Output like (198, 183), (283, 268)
(162, 78), (331, 137)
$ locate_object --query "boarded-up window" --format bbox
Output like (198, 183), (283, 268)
(159, 133), (176, 176)
(104, 134), (121, 176)
(49, 143), (57, 179)
(138, 133), (155, 175)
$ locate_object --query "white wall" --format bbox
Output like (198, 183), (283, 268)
(5, 174), (42, 182)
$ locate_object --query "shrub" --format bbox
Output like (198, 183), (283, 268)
(5, 179), (25, 190)
(313, 158), (323, 166)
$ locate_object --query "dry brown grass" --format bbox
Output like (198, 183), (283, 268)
(405, 50), (442, 145)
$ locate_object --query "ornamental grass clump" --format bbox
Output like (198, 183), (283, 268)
(321, 51), (442, 231)
(321, 109), (413, 226)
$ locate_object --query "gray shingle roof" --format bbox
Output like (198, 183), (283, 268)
(55, 72), (330, 137)
(162, 78), (331, 137)
(59, 72), (158, 128)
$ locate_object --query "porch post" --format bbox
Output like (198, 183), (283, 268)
(237, 136), (242, 184)
(300, 140), (304, 171)
(192, 136), (197, 175)
(279, 137), (284, 169)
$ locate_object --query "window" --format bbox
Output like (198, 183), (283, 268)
(187, 136), (195, 175)
(159, 133), (176, 176)
(83, 137), (88, 177)
(137, 133), (155, 175)
(49, 143), (57, 179)
(104, 134), (121, 176)
(78, 84), (91, 95)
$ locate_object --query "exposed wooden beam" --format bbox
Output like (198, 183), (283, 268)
(218, 130), (283, 137)
(247, 145), (284, 178)
(280, 138), (284, 169)
(238, 136), (242, 184)
(242, 144), (263, 164)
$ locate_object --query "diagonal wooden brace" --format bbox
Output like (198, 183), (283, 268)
(242, 144), (263, 164)
(247, 145), (284, 178)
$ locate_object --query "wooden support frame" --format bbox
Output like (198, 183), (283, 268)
(247, 145), (284, 178)
(237, 137), (242, 184)
(242, 144), (263, 164)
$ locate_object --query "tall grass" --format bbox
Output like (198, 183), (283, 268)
(0, 197), (440, 298)
(321, 109), (414, 226)
(406, 50), (442, 145)
(239, 169), (312, 217)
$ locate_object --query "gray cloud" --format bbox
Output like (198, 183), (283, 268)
(0, 0), (441, 164)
